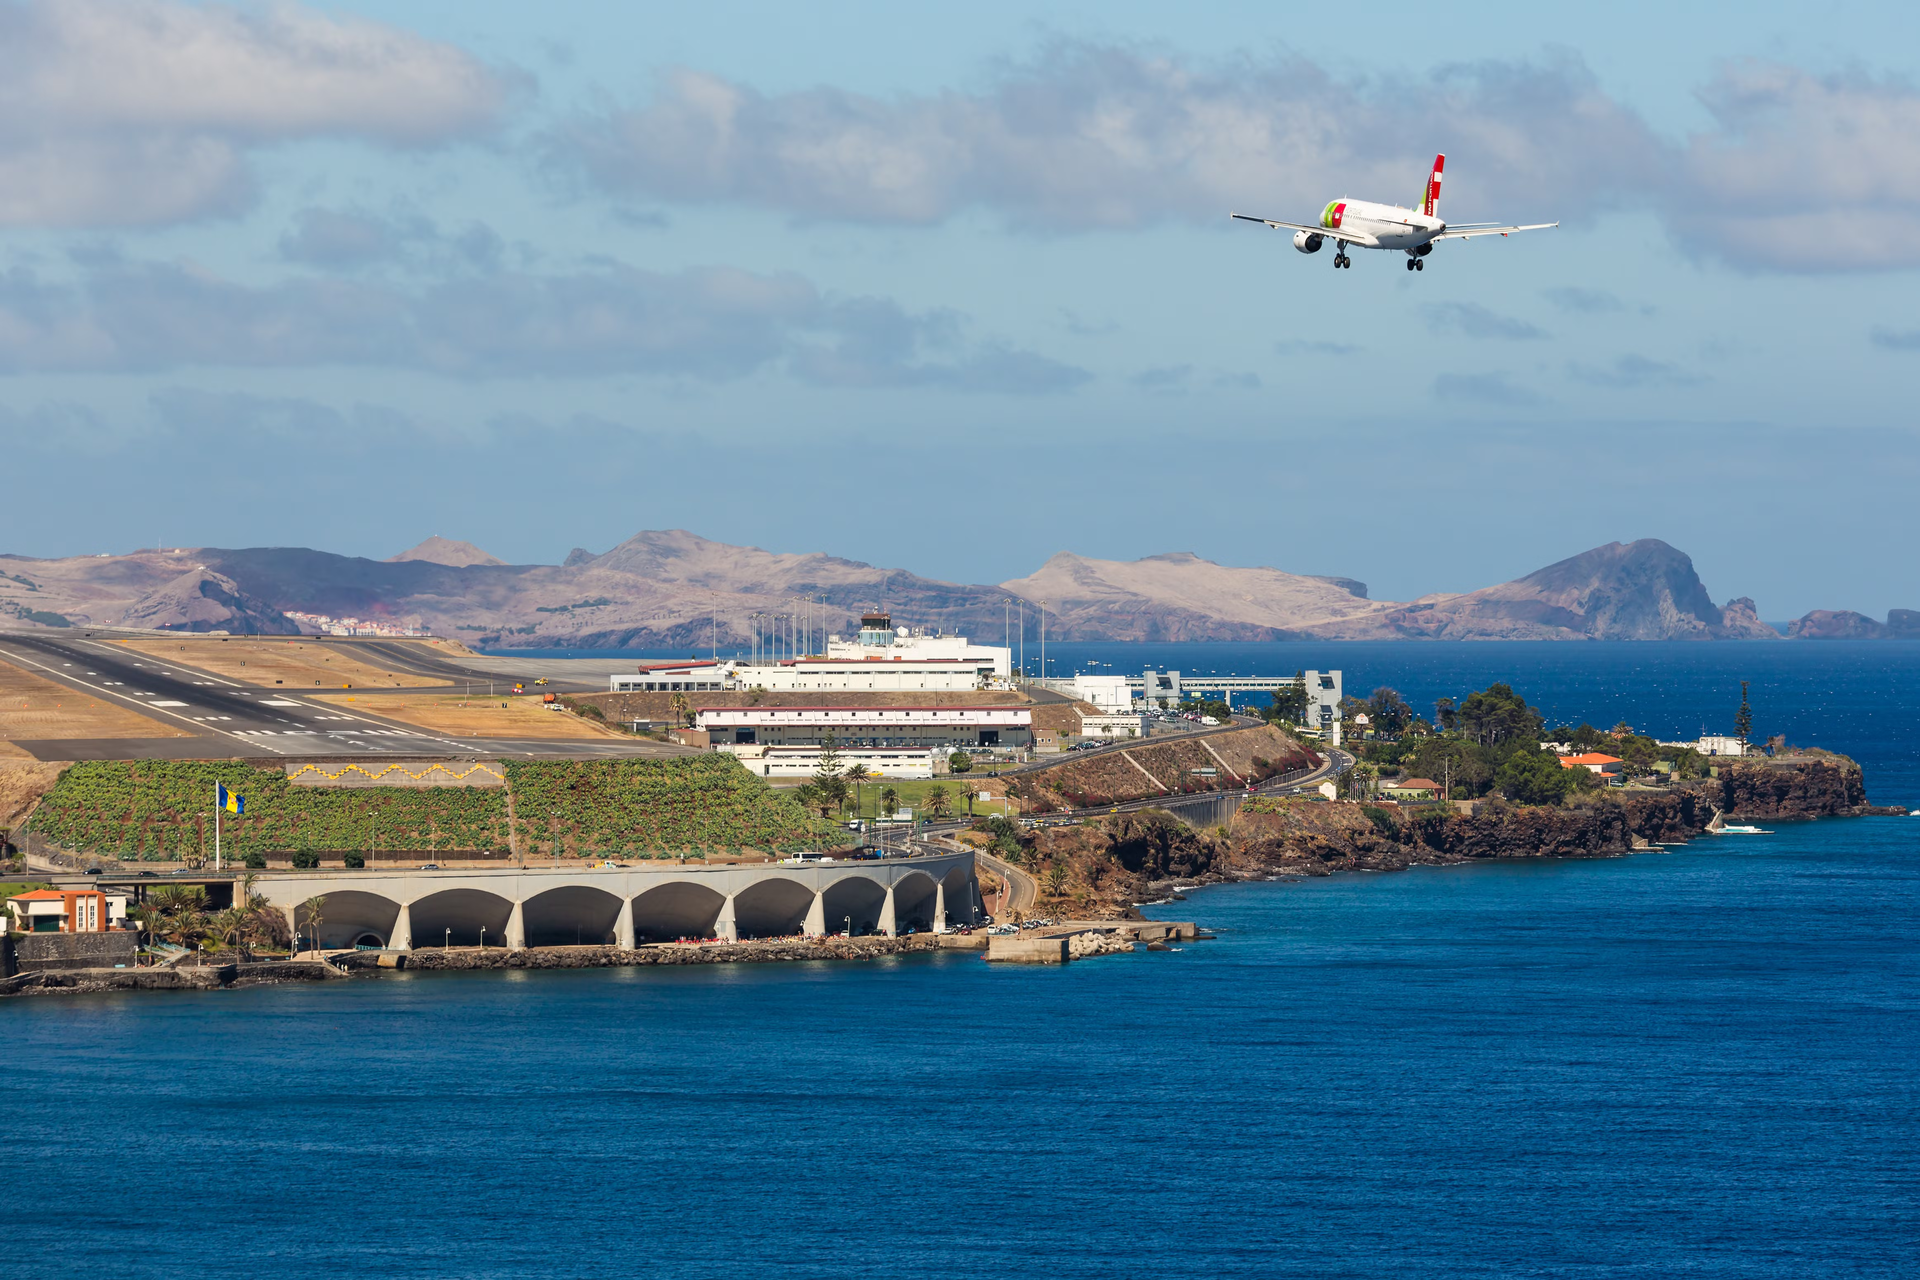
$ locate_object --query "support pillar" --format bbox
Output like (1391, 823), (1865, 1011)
(714, 894), (738, 942)
(283, 904), (299, 954)
(933, 882), (948, 934)
(614, 897), (635, 950)
(971, 879), (985, 925)
(389, 902), (412, 951)
(804, 890), (826, 938)
(505, 901), (526, 951)
(879, 884), (897, 938)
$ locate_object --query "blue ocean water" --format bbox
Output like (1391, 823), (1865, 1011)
(13, 643), (1919, 1277)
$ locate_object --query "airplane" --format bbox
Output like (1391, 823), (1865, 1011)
(1231, 154), (1556, 272)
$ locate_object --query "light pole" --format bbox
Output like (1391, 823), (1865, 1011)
(444, 927), (450, 951)
(844, 914), (852, 939)
(479, 926), (486, 951)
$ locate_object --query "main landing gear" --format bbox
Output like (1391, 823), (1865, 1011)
(1334, 251), (1351, 269)
(1404, 257), (1425, 272)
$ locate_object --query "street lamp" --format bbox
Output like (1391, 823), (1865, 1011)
(479, 926), (486, 950)
(844, 914), (852, 938)
(444, 927), (450, 951)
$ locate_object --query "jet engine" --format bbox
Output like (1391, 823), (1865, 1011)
(1414, 242), (1433, 257)
(1292, 230), (1323, 254)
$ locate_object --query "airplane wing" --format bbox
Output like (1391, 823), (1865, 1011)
(1230, 212), (1378, 248)
(1433, 222), (1558, 240)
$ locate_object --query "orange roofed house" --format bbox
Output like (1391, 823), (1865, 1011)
(5, 888), (128, 934)
(1557, 753), (1625, 777)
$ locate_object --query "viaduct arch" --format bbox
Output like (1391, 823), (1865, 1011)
(254, 851), (980, 952)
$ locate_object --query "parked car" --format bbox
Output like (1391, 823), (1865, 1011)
(418, 863), (440, 870)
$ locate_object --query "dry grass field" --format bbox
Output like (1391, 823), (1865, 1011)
(0, 758), (69, 826)
(121, 637), (445, 689)
(0, 658), (192, 741)
(312, 693), (627, 739)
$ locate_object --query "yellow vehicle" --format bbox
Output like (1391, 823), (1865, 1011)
(534, 678), (549, 686)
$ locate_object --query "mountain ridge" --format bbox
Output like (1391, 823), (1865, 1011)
(0, 533), (1892, 645)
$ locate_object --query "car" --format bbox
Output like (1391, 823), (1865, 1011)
(137, 870), (156, 877)
(418, 863), (440, 870)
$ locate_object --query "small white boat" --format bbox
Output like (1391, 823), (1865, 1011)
(1714, 824), (1772, 835)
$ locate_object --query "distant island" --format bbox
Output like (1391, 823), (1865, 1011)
(1, 532), (1910, 647)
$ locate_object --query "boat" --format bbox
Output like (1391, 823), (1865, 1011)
(1714, 824), (1772, 835)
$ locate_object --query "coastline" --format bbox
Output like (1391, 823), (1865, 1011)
(2, 934), (987, 999)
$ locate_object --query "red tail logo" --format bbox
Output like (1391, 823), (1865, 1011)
(1423, 153), (1445, 216)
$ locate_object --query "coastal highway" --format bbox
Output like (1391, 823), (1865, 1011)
(0, 631), (686, 762)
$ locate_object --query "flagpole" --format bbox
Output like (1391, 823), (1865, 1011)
(215, 784), (222, 873)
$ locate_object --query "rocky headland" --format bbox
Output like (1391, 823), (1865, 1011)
(1016, 755), (1899, 919)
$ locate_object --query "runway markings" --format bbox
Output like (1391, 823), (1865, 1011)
(150, 701), (188, 707)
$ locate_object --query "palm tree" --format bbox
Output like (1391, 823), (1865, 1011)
(668, 691), (691, 726)
(923, 785), (952, 821)
(208, 907), (249, 954)
(845, 763), (873, 823)
(880, 786), (900, 820)
(298, 895), (327, 955)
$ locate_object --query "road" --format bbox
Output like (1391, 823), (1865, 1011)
(0, 630), (688, 762)
(973, 847), (1036, 916)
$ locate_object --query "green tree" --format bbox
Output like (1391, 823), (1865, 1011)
(1456, 683), (1544, 750)
(1734, 680), (1753, 746)
(923, 785), (953, 820)
(948, 751), (973, 774)
(1366, 687), (1413, 736)
(1043, 863), (1068, 896)
(1433, 696), (1458, 733)
(1266, 671), (1309, 723)
(880, 786), (900, 820)
(811, 736), (850, 816)
(1494, 750), (1577, 805)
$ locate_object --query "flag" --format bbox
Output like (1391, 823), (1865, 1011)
(217, 781), (245, 816)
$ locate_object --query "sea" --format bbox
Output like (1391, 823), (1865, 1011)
(12, 642), (1918, 1278)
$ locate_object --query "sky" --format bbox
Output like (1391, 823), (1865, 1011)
(2, 0), (1919, 619)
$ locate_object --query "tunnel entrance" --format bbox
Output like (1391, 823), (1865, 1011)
(408, 888), (514, 948)
(819, 876), (888, 936)
(522, 885), (623, 947)
(630, 882), (726, 942)
(298, 891), (400, 950)
(891, 872), (939, 935)
(733, 877), (814, 939)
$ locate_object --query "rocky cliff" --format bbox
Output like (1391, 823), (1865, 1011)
(1017, 756), (1889, 919)
(1355, 540), (1780, 641)
(1787, 608), (1920, 639)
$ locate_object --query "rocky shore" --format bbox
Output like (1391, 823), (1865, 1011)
(1, 936), (969, 998)
(1023, 755), (1903, 918)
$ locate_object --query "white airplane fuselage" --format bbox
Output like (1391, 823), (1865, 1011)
(1317, 198), (1444, 251)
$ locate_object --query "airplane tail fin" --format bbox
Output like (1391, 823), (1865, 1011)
(1420, 154), (1444, 216)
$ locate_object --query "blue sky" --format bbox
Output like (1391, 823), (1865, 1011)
(3, 0), (1918, 618)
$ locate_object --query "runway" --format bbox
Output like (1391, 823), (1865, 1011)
(0, 631), (687, 762)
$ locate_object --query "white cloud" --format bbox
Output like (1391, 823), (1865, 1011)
(551, 44), (1920, 272)
(0, 255), (1086, 391)
(551, 45), (1651, 229)
(0, 0), (516, 227)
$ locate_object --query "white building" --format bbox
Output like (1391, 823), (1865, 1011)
(1079, 711), (1145, 738)
(1072, 674), (1134, 713)
(719, 744), (936, 779)
(611, 656), (992, 695)
(1658, 735), (1746, 757)
(695, 704), (1032, 750)
(824, 611), (1011, 679)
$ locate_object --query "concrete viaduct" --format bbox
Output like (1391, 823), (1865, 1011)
(247, 850), (983, 951)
